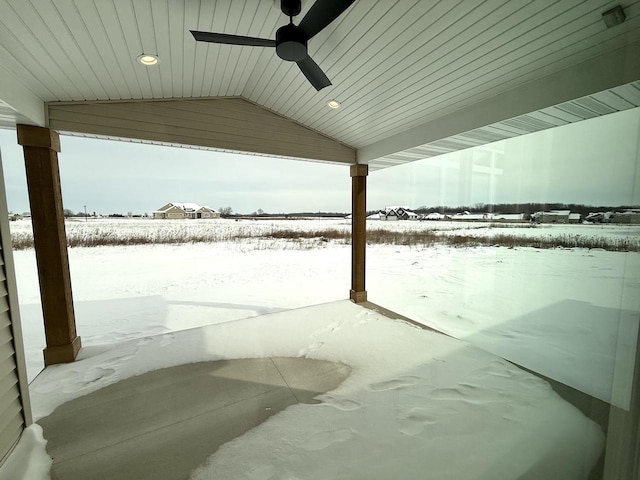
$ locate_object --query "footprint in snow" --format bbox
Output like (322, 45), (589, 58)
(369, 376), (419, 392)
(319, 395), (362, 411)
(398, 407), (438, 436)
(137, 336), (154, 346)
(298, 342), (324, 357)
(83, 367), (115, 384)
(108, 352), (136, 364)
(159, 333), (175, 347)
(311, 321), (342, 338)
(304, 428), (354, 451)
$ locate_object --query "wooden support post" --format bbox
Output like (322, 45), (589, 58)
(350, 164), (368, 303)
(17, 125), (81, 365)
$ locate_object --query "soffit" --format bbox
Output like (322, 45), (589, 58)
(369, 81), (640, 170)
(0, 0), (639, 164)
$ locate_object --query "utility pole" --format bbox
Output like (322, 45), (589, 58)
(84, 205), (87, 222)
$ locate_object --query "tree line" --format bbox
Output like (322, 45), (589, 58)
(409, 203), (639, 217)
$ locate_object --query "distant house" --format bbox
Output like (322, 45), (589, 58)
(396, 207), (419, 221)
(382, 209), (398, 221)
(610, 209), (640, 224)
(585, 212), (612, 223)
(192, 206), (219, 219)
(379, 206), (418, 221)
(492, 213), (527, 223)
(531, 210), (572, 224)
(153, 203), (220, 219)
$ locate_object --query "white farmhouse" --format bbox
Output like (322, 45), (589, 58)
(153, 203), (220, 219)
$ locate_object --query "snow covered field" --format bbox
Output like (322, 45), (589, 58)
(6, 218), (639, 478)
(13, 219), (639, 402)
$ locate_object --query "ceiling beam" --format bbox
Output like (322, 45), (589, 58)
(357, 39), (640, 164)
(47, 97), (355, 165)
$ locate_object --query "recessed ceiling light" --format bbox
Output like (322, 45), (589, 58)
(327, 100), (341, 109)
(137, 54), (159, 66)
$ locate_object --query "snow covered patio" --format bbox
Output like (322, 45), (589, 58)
(27, 301), (604, 480)
(37, 357), (351, 480)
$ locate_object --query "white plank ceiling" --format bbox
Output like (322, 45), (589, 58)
(0, 0), (639, 167)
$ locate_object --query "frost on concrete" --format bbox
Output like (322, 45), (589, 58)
(30, 301), (604, 480)
(0, 424), (52, 480)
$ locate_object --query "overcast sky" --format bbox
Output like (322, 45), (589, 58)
(0, 108), (638, 215)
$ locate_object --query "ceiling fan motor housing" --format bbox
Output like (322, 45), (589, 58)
(276, 24), (308, 61)
(280, 0), (301, 17)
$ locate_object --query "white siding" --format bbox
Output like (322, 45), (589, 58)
(0, 152), (31, 466)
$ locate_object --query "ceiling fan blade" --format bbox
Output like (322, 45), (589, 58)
(190, 30), (276, 47)
(298, 0), (356, 40)
(297, 55), (331, 91)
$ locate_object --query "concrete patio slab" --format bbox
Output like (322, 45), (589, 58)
(37, 357), (350, 480)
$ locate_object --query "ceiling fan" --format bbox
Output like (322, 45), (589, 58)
(191, 0), (356, 91)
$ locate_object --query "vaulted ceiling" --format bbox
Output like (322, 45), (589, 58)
(0, 0), (639, 169)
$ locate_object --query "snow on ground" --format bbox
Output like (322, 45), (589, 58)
(30, 301), (604, 480)
(14, 219), (639, 407)
(11, 218), (637, 477)
(16, 240), (350, 381)
(0, 425), (51, 480)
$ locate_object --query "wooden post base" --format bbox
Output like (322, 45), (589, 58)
(349, 290), (368, 303)
(43, 336), (82, 366)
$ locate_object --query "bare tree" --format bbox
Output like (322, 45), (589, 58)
(219, 206), (233, 217)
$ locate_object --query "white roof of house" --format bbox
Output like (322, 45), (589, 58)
(384, 206), (410, 212)
(155, 204), (185, 213)
(171, 202), (201, 212)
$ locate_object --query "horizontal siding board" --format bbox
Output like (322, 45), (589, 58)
(0, 379), (19, 410)
(116, 99), (342, 144)
(0, 311), (9, 330)
(0, 416), (23, 465)
(48, 99), (355, 163)
(0, 336), (15, 363)
(52, 118), (352, 164)
(49, 109), (351, 161)
(0, 402), (22, 447)
(0, 356), (15, 379)
(48, 97), (348, 137)
(49, 104), (336, 149)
